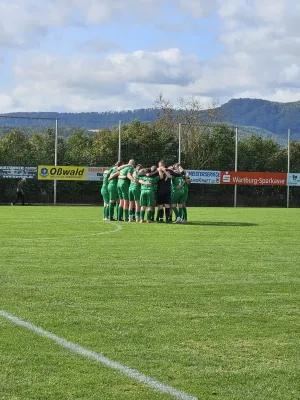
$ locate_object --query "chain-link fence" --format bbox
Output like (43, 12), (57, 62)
(0, 117), (299, 207)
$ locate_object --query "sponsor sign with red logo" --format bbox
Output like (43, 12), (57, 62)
(221, 171), (287, 186)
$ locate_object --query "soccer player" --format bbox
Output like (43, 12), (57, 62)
(147, 160), (180, 223)
(101, 169), (110, 220)
(11, 178), (26, 206)
(139, 168), (163, 223)
(107, 161), (123, 221)
(129, 164), (142, 222)
(150, 165), (159, 221)
(117, 159), (136, 221)
(179, 164), (190, 223)
(167, 164), (186, 223)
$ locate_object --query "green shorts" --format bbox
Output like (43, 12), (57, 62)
(101, 186), (109, 203)
(129, 187), (141, 202)
(108, 185), (118, 202)
(171, 190), (185, 205)
(118, 180), (129, 200)
(140, 191), (154, 207)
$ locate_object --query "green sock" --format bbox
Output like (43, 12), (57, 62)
(106, 206), (110, 219)
(179, 207), (183, 219)
(140, 210), (145, 221)
(124, 209), (129, 220)
(183, 207), (187, 220)
(173, 207), (179, 218)
(109, 203), (115, 219)
(136, 211), (140, 220)
(147, 210), (152, 221)
(132, 208), (135, 217)
(118, 206), (123, 220)
(103, 206), (106, 219)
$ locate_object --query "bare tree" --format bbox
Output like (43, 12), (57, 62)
(154, 94), (233, 168)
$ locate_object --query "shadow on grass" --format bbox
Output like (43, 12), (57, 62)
(187, 221), (258, 227)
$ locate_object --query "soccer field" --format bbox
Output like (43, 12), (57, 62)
(1, 206), (300, 400)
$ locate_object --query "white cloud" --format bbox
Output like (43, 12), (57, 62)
(175, 0), (217, 18)
(0, 1), (71, 48)
(0, 94), (15, 109)
(14, 48), (201, 90)
(1, 0), (300, 112)
(0, 48), (203, 111)
(0, 0), (217, 49)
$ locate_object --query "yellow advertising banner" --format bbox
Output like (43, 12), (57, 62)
(38, 166), (87, 180)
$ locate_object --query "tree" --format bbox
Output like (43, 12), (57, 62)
(154, 94), (232, 167)
(0, 130), (33, 165)
(66, 129), (92, 165)
(238, 136), (286, 172)
(91, 128), (119, 167)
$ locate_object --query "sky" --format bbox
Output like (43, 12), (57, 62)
(1, 0), (300, 112)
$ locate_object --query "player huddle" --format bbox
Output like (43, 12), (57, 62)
(101, 160), (190, 223)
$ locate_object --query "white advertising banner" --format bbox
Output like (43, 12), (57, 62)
(187, 170), (221, 184)
(0, 166), (37, 179)
(85, 167), (108, 181)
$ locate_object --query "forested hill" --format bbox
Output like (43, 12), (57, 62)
(1, 98), (300, 137)
(0, 109), (157, 129)
(220, 98), (300, 136)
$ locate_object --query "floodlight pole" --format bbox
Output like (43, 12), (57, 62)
(178, 123), (182, 164)
(287, 128), (290, 208)
(118, 120), (122, 161)
(234, 126), (238, 207)
(54, 119), (58, 206)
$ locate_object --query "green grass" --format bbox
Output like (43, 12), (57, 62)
(1, 206), (300, 400)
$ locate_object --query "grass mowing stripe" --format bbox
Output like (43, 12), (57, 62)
(0, 310), (198, 400)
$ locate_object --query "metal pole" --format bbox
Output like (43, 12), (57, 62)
(54, 119), (58, 206)
(118, 120), (122, 161)
(178, 123), (182, 164)
(234, 126), (238, 207)
(287, 129), (290, 208)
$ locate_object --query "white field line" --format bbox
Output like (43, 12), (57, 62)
(0, 222), (122, 241)
(0, 310), (198, 400)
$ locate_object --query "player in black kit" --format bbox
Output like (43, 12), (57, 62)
(147, 160), (179, 222)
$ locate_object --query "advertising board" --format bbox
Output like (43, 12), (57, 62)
(220, 171), (287, 186)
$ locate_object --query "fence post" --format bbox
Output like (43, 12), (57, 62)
(54, 118), (58, 206)
(118, 120), (122, 161)
(287, 128), (290, 208)
(178, 123), (182, 164)
(234, 126), (238, 207)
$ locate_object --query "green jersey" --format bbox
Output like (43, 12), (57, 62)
(171, 175), (184, 192)
(139, 176), (157, 192)
(152, 175), (160, 193)
(107, 167), (119, 187)
(119, 166), (134, 180)
(181, 169), (188, 186)
(130, 170), (140, 189)
(103, 171), (109, 187)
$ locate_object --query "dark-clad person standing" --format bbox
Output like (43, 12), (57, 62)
(11, 178), (26, 206)
(147, 160), (181, 222)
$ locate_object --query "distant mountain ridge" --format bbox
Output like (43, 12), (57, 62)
(1, 98), (300, 141)
(220, 98), (300, 137)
